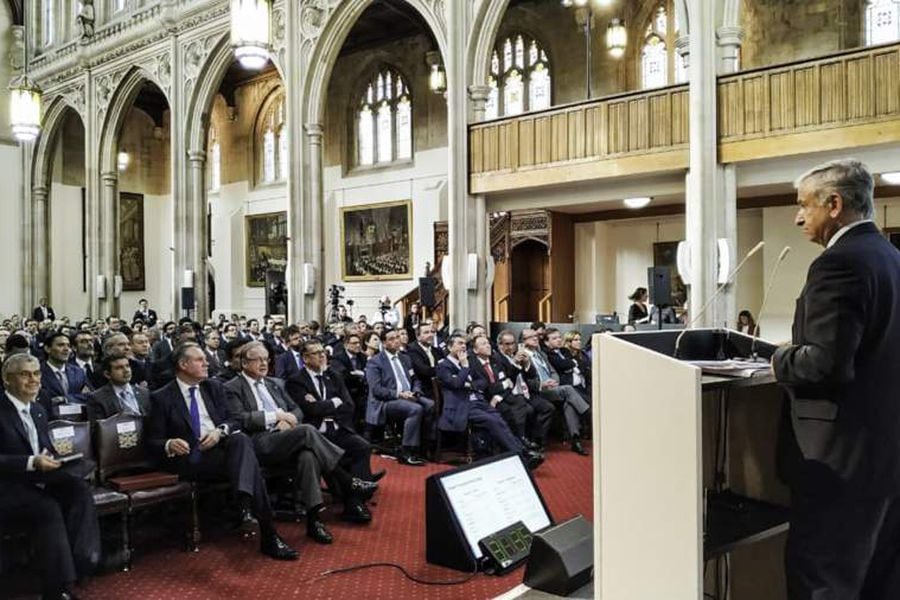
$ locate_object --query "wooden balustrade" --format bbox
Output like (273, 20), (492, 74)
(538, 292), (553, 323)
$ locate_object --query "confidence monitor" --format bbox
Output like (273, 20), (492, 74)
(425, 452), (553, 572)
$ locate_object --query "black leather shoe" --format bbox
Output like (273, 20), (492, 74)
(239, 509), (259, 537)
(260, 534), (299, 560)
(571, 439), (589, 456)
(370, 469), (387, 482)
(398, 453), (426, 466)
(306, 519), (334, 544)
(341, 501), (373, 524)
(350, 477), (379, 500)
(523, 450), (545, 470)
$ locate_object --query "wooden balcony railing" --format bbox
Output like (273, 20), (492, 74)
(719, 41), (900, 162)
(538, 292), (553, 323)
(469, 85), (690, 194)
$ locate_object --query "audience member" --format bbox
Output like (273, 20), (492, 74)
(87, 353), (151, 420)
(495, 330), (554, 450)
(628, 287), (650, 324)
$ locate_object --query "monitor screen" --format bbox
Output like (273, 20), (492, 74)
(437, 454), (552, 559)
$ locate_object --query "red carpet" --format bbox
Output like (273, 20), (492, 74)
(77, 443), (593, 600)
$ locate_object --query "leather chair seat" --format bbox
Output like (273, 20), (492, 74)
(93, 487), (129, 514)
(128, 482), (192, 509)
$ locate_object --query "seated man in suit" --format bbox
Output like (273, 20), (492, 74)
(365, 329), (435, 466)
(495, 330), (555, 451)
(203, 330), (225, 378)
(147, 343), (298, 560)
(468, 334), (537, 451)
(87, 352), (152, 420)
(1, 354), (100, 599)
(40, 332), (91, 412)
(32, 298), (56, 323)
(406, 322), (444, 397)
(544, 328), (591, 404)
(274, 325), (304, 380)
(225, 342), (377, 545)
(329, 332), (367, 428)
(286, 340), (381, 482)
(521, 329), (590, 456)
(69, 331), (100, 391)
(436, 335), (543, 469)
(128, 331), (152, 387)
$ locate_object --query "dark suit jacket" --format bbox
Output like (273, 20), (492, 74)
(150, 337), (174, 363)
(0, 395), (55, 482)
(132, 309), (158, 327)
(274, 350), (303, 380)
(147, 379), (237, 462)
(773, 222), (900, 495)
(286, 369), (356, 431)
(223, 375), (303, 435)
(406, 342), (444, 396)
(547, 348), (582, 387)
(203, 347), (226, 378)
(365, 351), (422, 426)
(129, 357), (151, 387)
(468, 353), (510, 400)
(31, 305), (55, 322)
(435, 358), (478, 432)
(87, 383), (152, 421)
(39, 361), (90, 407)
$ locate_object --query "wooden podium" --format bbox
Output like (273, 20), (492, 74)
(592, 329), (790, 600)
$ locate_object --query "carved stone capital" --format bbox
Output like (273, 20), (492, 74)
(188, 150), (206, 165)
(716, 26), (745, 48)
(32, 186), (49, 200)
(101, 171), (118, 185)
(305, 123), (324, 144)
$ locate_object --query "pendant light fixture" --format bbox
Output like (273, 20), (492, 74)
(10, 5), (43, 142)
(231, 0), (271, 70)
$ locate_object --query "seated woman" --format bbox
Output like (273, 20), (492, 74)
(627, 287), (650, 324)
(563, 330), (592, 390)
(737, 310), (758, 336)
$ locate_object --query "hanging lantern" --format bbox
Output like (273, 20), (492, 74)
(231, 0), (271, 70)
(606, 18), (627, 59)
(429, 64), (446, 94)
(117, 149), (130, 171)
(10, 75), (42, 142)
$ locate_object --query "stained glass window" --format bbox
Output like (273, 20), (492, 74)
(640, 1), (690, 89)
(356, 67), (412, 167)
(866, 0), (900, 46)
(488, 34), (551, 118)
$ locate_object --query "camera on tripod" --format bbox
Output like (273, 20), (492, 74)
(328, 284), (345, 307)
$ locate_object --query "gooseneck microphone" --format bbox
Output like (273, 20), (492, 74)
(673, 241), (765, 359)
(750, 245), (792, 359)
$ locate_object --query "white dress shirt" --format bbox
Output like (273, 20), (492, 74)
(241, 372), (277, 428)
(175, 378), (215, 437)
(6, 392), (39, 470)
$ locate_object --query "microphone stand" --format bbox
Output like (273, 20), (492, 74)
(749, 246), (792, 361)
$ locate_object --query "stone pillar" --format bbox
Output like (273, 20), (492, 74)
(468, 84), (493, 324)
(305, 123), (325, 321)
(285, 1), (306, 325)
(717, 26), (744, 75)
(686, 0), (721, 327)
(100, 171), (120, 317)
(21, 143), (34, 314)
(446, 0), (470, 330)
(187, 150), (208, 321)
(32, 186), (49, 306)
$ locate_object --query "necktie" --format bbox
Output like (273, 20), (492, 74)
(294, 352), (302, 370)
(424, 345), (435, 368)
(56, 370), (69, 395)
(20, 408), (39, 455)
(350, 354), (358, 370)
(315, 374), (326, 400)
(120, 387), (141, 416)
(84, 362), (93, 378)
(484, 361), (495, 384)
(254, 380), (279, 412)
(188, 386), (201, 440)
(392, 355), (411, 393)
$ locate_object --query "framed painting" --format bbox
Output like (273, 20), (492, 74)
(119, 192), (145, 291)
(245, 211), (288, 288)
(340, 199), (412, 281)
(652, 241), (687, 306)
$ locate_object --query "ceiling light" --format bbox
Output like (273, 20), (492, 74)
(623, 196), (651, 209)
(231, 0), (271, 70)
(117, 149), (130, 171)
(606, 18), (627, 59)
(881, 171), (900, 185)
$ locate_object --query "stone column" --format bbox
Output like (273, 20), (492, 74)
(187, 150), (208, 320)
(446, 0), (470, 330)
(21, 143), (34, 314)
(285, 1), (306, 325)
(100, 171), (120, 317)
(468, 84), (493, 324)
(32, 186), (49, 307)
(686, 0), (722, 327)
(717, 26), (744, 75)
(305, 124), (325, 321)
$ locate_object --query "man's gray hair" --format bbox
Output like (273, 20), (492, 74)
(2, 353), (39, 383)
(794, 158), (874, 219)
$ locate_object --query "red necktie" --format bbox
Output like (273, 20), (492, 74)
(484, 361), (495, 383)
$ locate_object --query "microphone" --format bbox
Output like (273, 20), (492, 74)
(673, 241), (765, 359)
(749, 246), (791, 359)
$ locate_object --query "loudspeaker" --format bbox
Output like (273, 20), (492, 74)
(523, 515), (593, 596)
(419, 277), (436, 308)
(647, 266), (672, 307)
(181, 287), (195, 310)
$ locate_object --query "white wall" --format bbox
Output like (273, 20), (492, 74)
(48, 182), (89, 319)
(0, 142), (23, 318)
(323, 147), (448, 322)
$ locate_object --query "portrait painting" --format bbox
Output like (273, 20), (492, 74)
(653, 241), (687, 306)
(119, 192), (145, 291)
(246, 212), (288, 288)
(340, 199), (412, 281)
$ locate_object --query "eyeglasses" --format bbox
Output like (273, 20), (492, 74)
(243, 356), (268, 363)
(304, 350), (326, 356)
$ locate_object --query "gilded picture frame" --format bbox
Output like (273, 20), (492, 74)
(245, 211), (288, 288)
(340, 199), (412, 281)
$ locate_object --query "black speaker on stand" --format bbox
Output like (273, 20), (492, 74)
(181, 287), (195, 320)
(523, 515), (594, 596)
(419, 277), (436, 309)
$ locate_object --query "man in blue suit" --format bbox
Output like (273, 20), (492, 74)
(39, 332), (90, 413)
(365, 328), (433, 466)
(436, 334), (543, 470)
(274, 325), (304, 380)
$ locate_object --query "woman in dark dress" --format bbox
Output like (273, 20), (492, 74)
(627, 287), (650, 324)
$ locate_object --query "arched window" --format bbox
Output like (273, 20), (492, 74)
(486, 33), (551, 119)
(208, 126), (221, 192)
(356, 67), (412, 167)
(255, 88), (287, 185)
(640, 2), (687, 89)
(866, 0), (900, 45)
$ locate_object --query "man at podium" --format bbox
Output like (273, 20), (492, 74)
(772, 159), (900, 600)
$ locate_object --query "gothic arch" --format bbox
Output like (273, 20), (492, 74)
(32, 96), (83, 189)
(303, 0), (447, 125)
(98, 66), (168, 175)
(722, 0), (741, 29)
